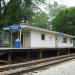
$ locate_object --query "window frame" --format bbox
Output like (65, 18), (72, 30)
(69, 38), (72, 43)
(41, 34), (45, 40)
(63, 37), (67, 43)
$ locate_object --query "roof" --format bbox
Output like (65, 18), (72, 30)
(20, 25), (75, 38)
(3, 25), (75, 38)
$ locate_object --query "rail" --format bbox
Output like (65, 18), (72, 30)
(0, 53), (75, 75)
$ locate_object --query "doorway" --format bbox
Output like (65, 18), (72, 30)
(21, 34), (23, 47)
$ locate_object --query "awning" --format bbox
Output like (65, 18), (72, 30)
(3, 25), (21, 31)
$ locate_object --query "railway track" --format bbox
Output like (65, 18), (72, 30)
(0, 53), (75, 75)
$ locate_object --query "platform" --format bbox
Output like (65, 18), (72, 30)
(0, 47), (74, 65)
(0, 47), (74, 51)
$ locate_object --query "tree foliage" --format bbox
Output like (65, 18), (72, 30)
(2, 0), (33, 25)
(32, 12), (49, 29)
(32, 1), (66, 30)
(47, 2), (66, 20)
(0, 0), (46, 27)
(52, 7), (75, 35)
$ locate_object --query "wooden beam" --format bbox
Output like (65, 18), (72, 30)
(27, 50), (30, 60)
(20, 29), (22, 48)
(8, 51), (12, 64)
(57, 51), (60, 56)
(39, 50), (42, 59)
(0, 60), (8, 63)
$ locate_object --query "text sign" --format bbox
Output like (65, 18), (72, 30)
(8, 25), (21, 31)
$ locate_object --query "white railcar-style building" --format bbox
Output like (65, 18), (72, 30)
(20, 25), (75, 48)
(3, 25), (75, 48)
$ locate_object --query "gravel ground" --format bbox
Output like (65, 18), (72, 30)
(22, 59), (75, 75)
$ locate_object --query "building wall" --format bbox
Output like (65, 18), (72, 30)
(57, 36), (73, 48)
(23, 30), (73, 48)
(31, 30), (56, 48)
(0, 31), (10, 46)
(23, 31), (31, 48)
(73, 38), (75, 47)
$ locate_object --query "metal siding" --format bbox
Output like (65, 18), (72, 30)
(73, 39), (75, 47)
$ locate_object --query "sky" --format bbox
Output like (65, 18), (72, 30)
(39, 0), (75, 13)
(47, 0), (75, 7)
(5, 0), (75, 7)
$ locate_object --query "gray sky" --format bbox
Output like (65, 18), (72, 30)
(39, 0), (75, 13)
(6, 0), (75, 7)
(47, 0), (75, 7)
(5, 0), (9, 2)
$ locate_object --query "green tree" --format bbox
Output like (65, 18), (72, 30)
(2, 0), (33, 25)
(47, 2), (66, 20)
(0, 0), (46, 27)
(32, 12), (49, 29)
(52, 7), (75, 35)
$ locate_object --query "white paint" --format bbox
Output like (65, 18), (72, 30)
(3, 26), (74, 48)
(23, 31), (31, 48)
(22, 26), (74, 48)
(31, 30), (55, 48)
(57, 36), (73, 48)
(23, 29), (73, 48)
(31, 30), (41, 48)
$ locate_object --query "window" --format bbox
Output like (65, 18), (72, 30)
(49, 36), (52, 41)
(70, 38), (72, 43)
(63, 37), (67, 43)
(41, 34), (45, 40)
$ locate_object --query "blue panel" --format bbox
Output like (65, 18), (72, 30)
(57, 32), (64, 36)
(15, 39), (20, 48)
(8, 25), (21, 31)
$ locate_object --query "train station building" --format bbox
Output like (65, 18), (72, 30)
(0, 24), (74, 64)
(2, 24), (75, 48)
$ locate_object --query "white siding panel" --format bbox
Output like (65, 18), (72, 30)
(23, 30), (73, 48)
(23, 32), (31, 48)
(31, 30), (55, 48)
(31, 30), (41, 48)
(45, 33), (55, 48)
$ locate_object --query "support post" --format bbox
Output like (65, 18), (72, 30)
(10, 31), (12, 47)
(27, 50), (30, 60)
(57, 51), (60, 56)
(8, 51), (11, 64)
(55, 35), (58, 48)
(39, 50), (42, 59)
(20, 29), (22, 48)
(2, 31), (4, 46)
(68, 50), (70, 54)
(65, 50), (67, 54)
